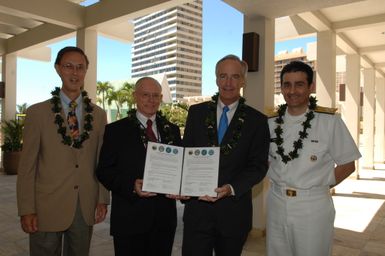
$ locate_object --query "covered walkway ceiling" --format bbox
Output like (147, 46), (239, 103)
(0, 0), (383, 76)
(225, 0), (385, 76)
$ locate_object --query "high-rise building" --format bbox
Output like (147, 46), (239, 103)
(131, 0), (202, 102)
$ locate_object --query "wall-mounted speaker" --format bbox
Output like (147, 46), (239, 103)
(0, 82), (5, 98)
(242, 32), (259, 72)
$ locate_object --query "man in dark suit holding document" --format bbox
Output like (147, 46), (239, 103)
(96, 77), (181, 256)
(182, 55), (270, 255)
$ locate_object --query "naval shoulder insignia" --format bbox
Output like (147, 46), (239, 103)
(314, 105), (337, 115)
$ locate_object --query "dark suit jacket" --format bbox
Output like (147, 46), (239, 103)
(182, 101), (270, 236)
(96, 113), (181, 237)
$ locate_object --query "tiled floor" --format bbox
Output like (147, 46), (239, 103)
(1, 167), (385, 255)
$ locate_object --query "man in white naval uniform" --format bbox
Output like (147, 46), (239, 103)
(266, 61), (361, 256)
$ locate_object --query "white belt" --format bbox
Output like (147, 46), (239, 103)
(270, 182), (330, 197)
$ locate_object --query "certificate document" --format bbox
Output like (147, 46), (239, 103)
(142, 142), (220, 197)
(180, 147), (219, 197)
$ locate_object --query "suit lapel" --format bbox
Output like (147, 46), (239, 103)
(129, 117), (147, 151)
(156, 117), (164, 144)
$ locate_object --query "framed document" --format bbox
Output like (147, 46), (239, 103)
(142, 142), (220, 197)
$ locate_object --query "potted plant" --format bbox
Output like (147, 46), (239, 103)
(1, 118), (24, 175)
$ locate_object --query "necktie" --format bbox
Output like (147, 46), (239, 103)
(218, 106), (229, 144)
(68, 101), (79, 140)
(146, 119), (157, 142)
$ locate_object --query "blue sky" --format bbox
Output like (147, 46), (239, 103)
(17, 0), (315, 105)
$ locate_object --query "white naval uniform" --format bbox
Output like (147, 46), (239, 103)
(266, 108), (361, 256)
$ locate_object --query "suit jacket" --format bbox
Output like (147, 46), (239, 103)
(17, 98), (110, 232)
(182, 101), (270, 236)
(96, 113), (182, 237)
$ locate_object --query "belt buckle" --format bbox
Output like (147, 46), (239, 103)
(286, 189), (297, 197)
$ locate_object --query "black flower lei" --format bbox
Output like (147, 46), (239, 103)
(50, 87), (94, 148)
(206, 93), (246, 155)
(127, 109), (176, 145)
(273, 96), (317, 164)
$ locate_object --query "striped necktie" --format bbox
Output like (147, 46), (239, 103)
(146, 119), (157, 142)
(68, 100), (79, 140)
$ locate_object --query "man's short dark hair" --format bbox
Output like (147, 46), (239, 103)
(280, 61), (314, 86)
(54, 46), (89, 66)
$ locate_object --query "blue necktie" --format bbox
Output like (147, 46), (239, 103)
(218, 106), (229, 144)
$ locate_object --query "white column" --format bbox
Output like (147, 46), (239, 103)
(343, 54), (361, 177)
(3, 53), (17, 121)
(243, 16), (275, 112)
(375, 77), (385, 163)
(362, 68), (375, 168)
(243, 15), (275, 235)
(76, 28), (98, 103)
(316, 30), (336, 107)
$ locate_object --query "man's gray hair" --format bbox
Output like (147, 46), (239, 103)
(215, 54), (248, 78)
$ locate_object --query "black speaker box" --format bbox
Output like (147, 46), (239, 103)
(0, 82), (5, 98)
(242, 32), (259, 72)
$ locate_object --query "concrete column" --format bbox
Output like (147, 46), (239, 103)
(316, 30), (336, 107)
(362, 68), (375, 168)
(375, 77), (385, 163)
(76, 28), (98, 103)
(343, 54), (361, 177)
(3, 54), (17, 121)
(243, 16), (275, 112)
(243, 15), (275, 235)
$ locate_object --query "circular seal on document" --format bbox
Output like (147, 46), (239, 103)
(166, 147), (172, 153)
(194, 149), (200, 156)
(159, 146), (164, 152)
(201, 149), (207, 156)
(208, 149), (214, 156)
(173, 148), (178, 154)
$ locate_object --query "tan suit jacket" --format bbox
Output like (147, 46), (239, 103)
(17, 98), (110, 232)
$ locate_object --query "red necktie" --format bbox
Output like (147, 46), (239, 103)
(68, 101), (79, 140)
(146, 119), (157, 142)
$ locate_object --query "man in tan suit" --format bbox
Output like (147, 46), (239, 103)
(17, 46), (110, 256)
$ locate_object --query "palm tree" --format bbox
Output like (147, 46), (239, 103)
(17, 103), (27, 114)
(107, 88), (130, 120)
(96, 81), (113, 110)
(121, 82), (135, 110)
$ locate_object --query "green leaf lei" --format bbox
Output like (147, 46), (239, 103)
(273, 96), (317, 164)
(205, 93), (246, 155)
(50, 87), (94, 149)
(126, 109), (176, 145)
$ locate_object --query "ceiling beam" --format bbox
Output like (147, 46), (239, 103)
(361, 55), (374, 68)
(297, 10), (331, 31)
(0, 0), (84, 29)
(336, 33), (358, 55)
(85, 0), (191, 27)
(360, 44), (385, 54)
(0, 12), (42, 29)
(333, 13), (385, 32)
(4, 23), (74, 54)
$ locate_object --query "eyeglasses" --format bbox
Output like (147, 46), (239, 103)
(61, 63), (87, 73)
(140, 92), (162, 101)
